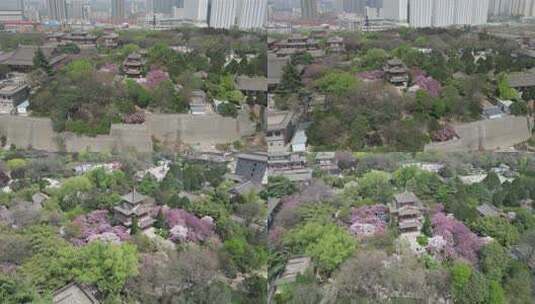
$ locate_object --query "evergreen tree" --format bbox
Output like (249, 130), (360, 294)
(33, 48), (53, 76)
(278, 63), (302, 93)
(154, 209), (166, 230)
(484, 171), (501, 192)
(422, 214), (433, 237)
(130, 216), (139, 235)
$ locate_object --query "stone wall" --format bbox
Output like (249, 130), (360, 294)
(0, 116), (57, 151)
(146, 111), (256, 145)
(0, 112), (256, 153)
(425, 116), (533, 152)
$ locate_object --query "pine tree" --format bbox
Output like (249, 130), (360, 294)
(279, 63), (302, 93)
(33, 48), (53, 76)
(130, 216), (139, 235)
(154, 209), (166, 230)
(422, 214), (433, 237)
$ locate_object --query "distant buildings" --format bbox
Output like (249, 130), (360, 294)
(488, 0), (512, 16)
(0, 0), (24, 22)
(47, 0), (68, 23)
(335, 0), (367, 14)
(184, 0), (209, 22)
(382, 0), (408, 22)
(300, 0), (318, 19)
(208, 0), (266, 30)
(238, 0), (268, 29)
(111, 0), (126, 24)
(512, 0), (535, 17)
(67, 0), (87, 22)
(407, 0), (489, 27)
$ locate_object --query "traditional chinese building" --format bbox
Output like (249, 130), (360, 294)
(122, 53), (143, 78)
(390, 191), (423, 234)
(384, 58), (409, 87)
(326, 36), (345, 53)
(62, 31), (98, 47)
(101, 32), (119, 48)
(113, 190), (155, 230)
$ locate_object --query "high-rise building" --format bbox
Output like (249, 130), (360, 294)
(111, 0), (125, 23)
(433, 0), (455, 27)
(383, 0), (408, 21)
(150, 0), (182, 14)
(47, 0), (68, 22)
(209, 0), (240, 29)
(488, 0), (512, 16)
(238, 0), (267, 29)
(0, 0), (24, 21)
(408, 0), (489, 27)
(336, 0), (366, 14)
(0, 0), (24, 11)
(512, 0), (535, 16)
(300, 0), (318, 19)
(67, 0), (85, 21)
(184, 0), (208, 21)
(408, 0), (433, 27)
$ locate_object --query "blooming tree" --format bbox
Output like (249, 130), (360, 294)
(429, 207), (483, 264)
(415, 75), (442, 97)
(70, 210), (130, 245)
(162, 207), (215, 243)
(145, 69), (170, 89)
(349, 204), (389, 238)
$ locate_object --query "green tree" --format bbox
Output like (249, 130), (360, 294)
(74, 241), (139, 299)
(314, 71), (359, 96)
(217, 102), (238, 117)
(278, 63), (302, 93)
(33, 48), (52, 76)
(488, 280), (505, 304)
(483, 171), (501, 190)
(154, 208), (167, 230)
(480, 241), (510, 282)
(360, 48), (389, 70)
(265, 176), (297, 198)
(64, 59), (93, 80)
(0, 274), (41, 304)
(130, 216), (140, 235)
(450, 261), (473, 302)
(284, 222), (357, 274)
(472, 217), (520, 247)
(357, 171), (393, 203)
(422, 214), (433, 237)
(497, 73), (519, 100)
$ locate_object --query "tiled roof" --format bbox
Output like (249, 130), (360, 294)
(235, 75), (268, 92)
(507, 72), (535, 88)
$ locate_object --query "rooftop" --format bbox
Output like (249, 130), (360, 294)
(275, 256), (312, 286)
(121, 191), (147, 205)
(394, 191), (420, 205)
(0, 45), (66, 67)
(53, 283), (99, 304)
(476, 203), (500, 217)
(267, 110), (294, 132)
(507, 71), (535, 88)
(235, 75), (268, 92)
